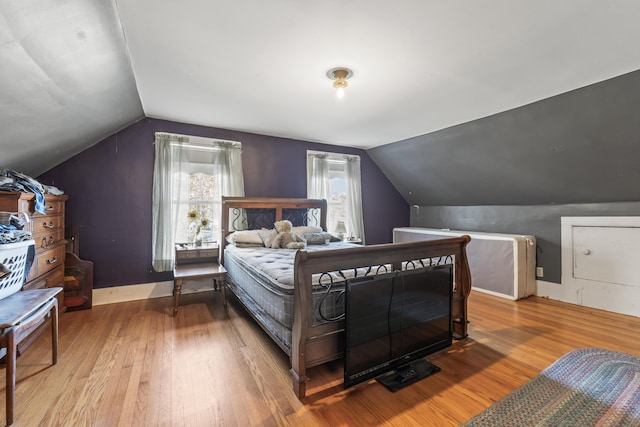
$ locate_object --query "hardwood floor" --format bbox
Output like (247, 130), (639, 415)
(3, 290), (640, 426)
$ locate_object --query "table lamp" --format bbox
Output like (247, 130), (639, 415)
(335, 221), (347, 241)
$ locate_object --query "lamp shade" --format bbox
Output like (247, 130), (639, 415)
(335, 221), (347, 234)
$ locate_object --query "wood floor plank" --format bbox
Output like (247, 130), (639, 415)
(2, 289), (640, 426)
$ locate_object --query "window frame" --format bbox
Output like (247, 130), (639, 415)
(307, 150), (365, 243)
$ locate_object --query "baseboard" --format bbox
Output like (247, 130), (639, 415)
(472, 287), (518, 301)
(534, 280), (560, 298)
(535, 278), (640, 318)
(93, 280), (215, 306)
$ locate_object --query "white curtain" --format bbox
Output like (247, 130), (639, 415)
(152, 133), (188, 272)
(307, 152), (329, 199)
(306, 152), (330, 226)
(345, 155), (365, 244)
(152, 132), (244, 272)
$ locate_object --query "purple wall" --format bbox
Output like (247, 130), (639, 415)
(38, 118), (408, 288)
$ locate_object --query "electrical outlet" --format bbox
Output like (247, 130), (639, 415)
(536, 267), (544, 277)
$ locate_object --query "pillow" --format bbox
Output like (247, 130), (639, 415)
(303, 232), (337, 245)
(258, 228), (278, 248)
(292, 225), (323, 235)
(226, 230), (264, 247)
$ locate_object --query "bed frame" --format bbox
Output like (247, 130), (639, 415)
(221, 197), (472, 398)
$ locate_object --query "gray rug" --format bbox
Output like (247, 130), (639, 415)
(462, 348), (640, 426)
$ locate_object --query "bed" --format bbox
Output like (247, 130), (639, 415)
(220, 197), (472, 398)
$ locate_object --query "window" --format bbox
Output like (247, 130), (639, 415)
(152, 133), (244, 272)
(307, 151), (365, 242)
(327, 163), (347, 229)
(177, 165), (219, 244)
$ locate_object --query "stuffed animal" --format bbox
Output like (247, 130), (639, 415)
(271, 220), (306, 249)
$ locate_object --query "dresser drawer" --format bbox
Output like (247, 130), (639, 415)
(0, 191), (33, 212)
(44, 264), (65, 288)
(32, 200), (65, 216)
(27, 244), (65, 280)
(32, 228), (65, 251)
(23, 264), (64, 291)
(0, 192), (66, 216)
(23, 275), (47, 291)
(175, 248), (219, 264)
(32, 215), (64, 234)
(46, 200), (64, 215)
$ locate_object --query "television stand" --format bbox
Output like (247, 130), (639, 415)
(377, 359), (441, 392)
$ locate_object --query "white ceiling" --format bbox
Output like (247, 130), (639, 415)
(2, 1), (640, 176)
(116, 0), (640, 148)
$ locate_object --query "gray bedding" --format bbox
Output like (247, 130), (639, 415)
(223, 242), (443, 352)
(223, 242), (364, 350)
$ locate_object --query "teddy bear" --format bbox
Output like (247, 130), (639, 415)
(271, 220), (306, 250)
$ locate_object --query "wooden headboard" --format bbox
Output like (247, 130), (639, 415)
(220, 197), (327, 263)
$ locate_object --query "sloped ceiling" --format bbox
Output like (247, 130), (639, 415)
(2, 1), (640, 177)
(0, 0), (143, 177)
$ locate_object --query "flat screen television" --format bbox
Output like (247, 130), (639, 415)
(344, 265), (453, 391)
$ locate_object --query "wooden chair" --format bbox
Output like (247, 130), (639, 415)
(0, 287), (62, 426)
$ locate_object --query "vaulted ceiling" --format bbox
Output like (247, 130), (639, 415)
(2, 0), (640, 177)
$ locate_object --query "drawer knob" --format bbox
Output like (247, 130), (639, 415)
(43, 220), (55, 229)
(46, 205), (54, 211)
(582, 249), (591, 255)
(46, 256), (58, 265)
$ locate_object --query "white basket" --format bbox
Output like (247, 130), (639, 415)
(0, 240), (35, 300)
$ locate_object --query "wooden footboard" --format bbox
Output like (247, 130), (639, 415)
(221, 197), (471, 399)
(290, 236), (471, 398)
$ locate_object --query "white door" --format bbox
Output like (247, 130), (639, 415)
(573, 226), (640, 287)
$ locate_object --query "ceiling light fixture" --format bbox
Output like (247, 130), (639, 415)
(327, 67), (353, 99)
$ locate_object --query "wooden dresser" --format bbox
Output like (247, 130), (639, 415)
(0, 191), (68, 308)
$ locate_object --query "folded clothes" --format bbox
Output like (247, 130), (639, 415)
(43, 184), (65, 195)
(0, 169), (47, 214)
(0, 228), (32, 244)
(10, 214), (27, 230)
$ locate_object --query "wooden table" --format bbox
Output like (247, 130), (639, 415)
(0, 287), (62, 426)
(173, 243), (226, 315)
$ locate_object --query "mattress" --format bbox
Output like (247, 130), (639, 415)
(394, 227), (536, 300)
(224, 241), (450, 350)
(224, 242), (363, 350)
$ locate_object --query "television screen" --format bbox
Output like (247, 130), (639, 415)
(344, 265), (453, 390)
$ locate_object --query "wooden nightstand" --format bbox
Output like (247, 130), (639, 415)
(172, 242), (226, 315)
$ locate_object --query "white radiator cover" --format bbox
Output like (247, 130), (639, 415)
(393, 228), (536, 300)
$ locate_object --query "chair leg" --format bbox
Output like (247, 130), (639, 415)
(51, 299), (59, 365)
(223, 280), (227, 307)
(6, 328), (16, 426)
(173, 280), (182, 316)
